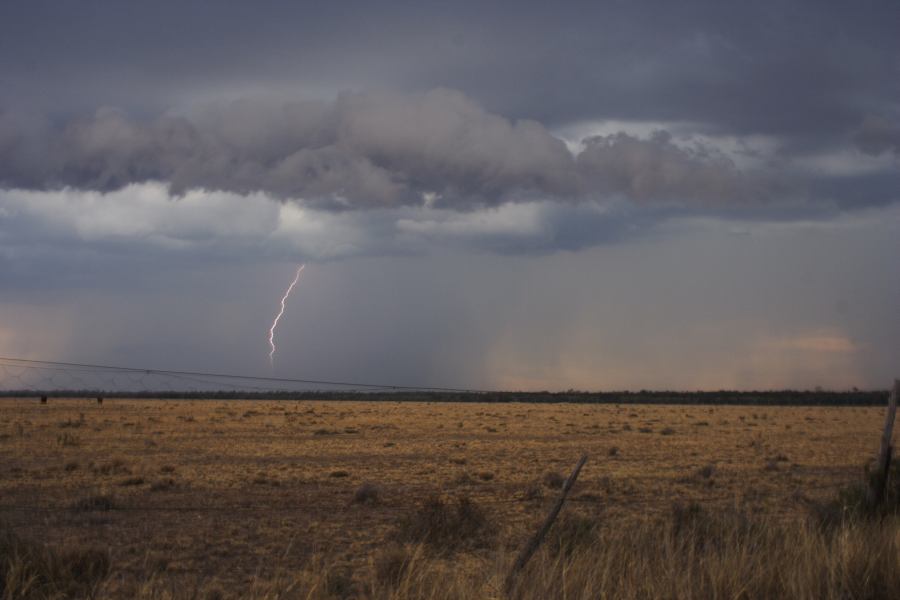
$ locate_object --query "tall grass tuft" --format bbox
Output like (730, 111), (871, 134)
(1, 522), (109, 599)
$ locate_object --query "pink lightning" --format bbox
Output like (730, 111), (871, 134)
(267, 264), (305, 368)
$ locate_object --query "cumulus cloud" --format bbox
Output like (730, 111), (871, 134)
(577, 130), (755, 204)
(0, 90), (767, 210)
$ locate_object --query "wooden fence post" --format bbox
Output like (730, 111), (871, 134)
(505, 453), (588, 596)
(867, 379), (899, 509)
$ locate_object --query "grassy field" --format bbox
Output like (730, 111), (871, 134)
(1, 397), (897, 598)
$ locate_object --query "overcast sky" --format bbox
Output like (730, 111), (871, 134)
(1, 0), (898, 391)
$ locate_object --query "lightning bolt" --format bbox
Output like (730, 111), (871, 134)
(268, 264), (305, 368)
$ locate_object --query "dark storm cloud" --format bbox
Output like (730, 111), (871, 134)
(0, 1), (896, 212)
(0, 1), (895, 216)
(2, 1), (898, 135)
(0, 90), (767, 209)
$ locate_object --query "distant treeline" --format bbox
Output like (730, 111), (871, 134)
(1, 389), (890, 406)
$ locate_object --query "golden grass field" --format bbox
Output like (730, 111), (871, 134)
(1, 397), (897, 599)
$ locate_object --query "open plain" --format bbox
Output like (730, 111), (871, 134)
(1, 397), (897, 598)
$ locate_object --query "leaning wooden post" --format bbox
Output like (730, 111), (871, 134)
(867, 379), (899, 509)
(505, 454), (588, 596)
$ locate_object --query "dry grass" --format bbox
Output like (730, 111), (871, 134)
(4, 510), (899, 599)
(0, 397), (896, 598)
(0, 524), (109, 599)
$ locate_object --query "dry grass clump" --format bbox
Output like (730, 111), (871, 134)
(394, 495), (496, 553)
(70, 493), (117, 512)
(506, 505), (900, 600)
(809, 462), (900, 530)
(90, 458), (130, 476)
(0, 523), (109, 599)
(696, 463), (716, 479)
(374, 543), (416, 587)
(149, 477), (176, 492)
(55, 432), (79, 447)
(545, 513), (602, 557)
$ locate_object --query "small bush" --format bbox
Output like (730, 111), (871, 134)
(697, 464), (716, 479)
(394, 495), (496, 553)
(352, 483), (380, 505)
(149, 478), (176, 492)
(330, 470), (350, 478)
(543, 472), (565, 490)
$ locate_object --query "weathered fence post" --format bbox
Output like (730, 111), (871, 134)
(866, 379), (899, 509)
(505, 453), (588, 596)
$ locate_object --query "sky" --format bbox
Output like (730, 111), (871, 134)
(1, 0), (899, 391)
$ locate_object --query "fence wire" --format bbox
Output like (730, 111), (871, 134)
(0, 356), (485, 396)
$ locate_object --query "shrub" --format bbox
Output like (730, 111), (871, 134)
(696, 464), (716, 479)
(543, 472), (565, 490)
(352, 483), (380, 505)
(149, 478), (176, 492)
(394, 495), (495, 553)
